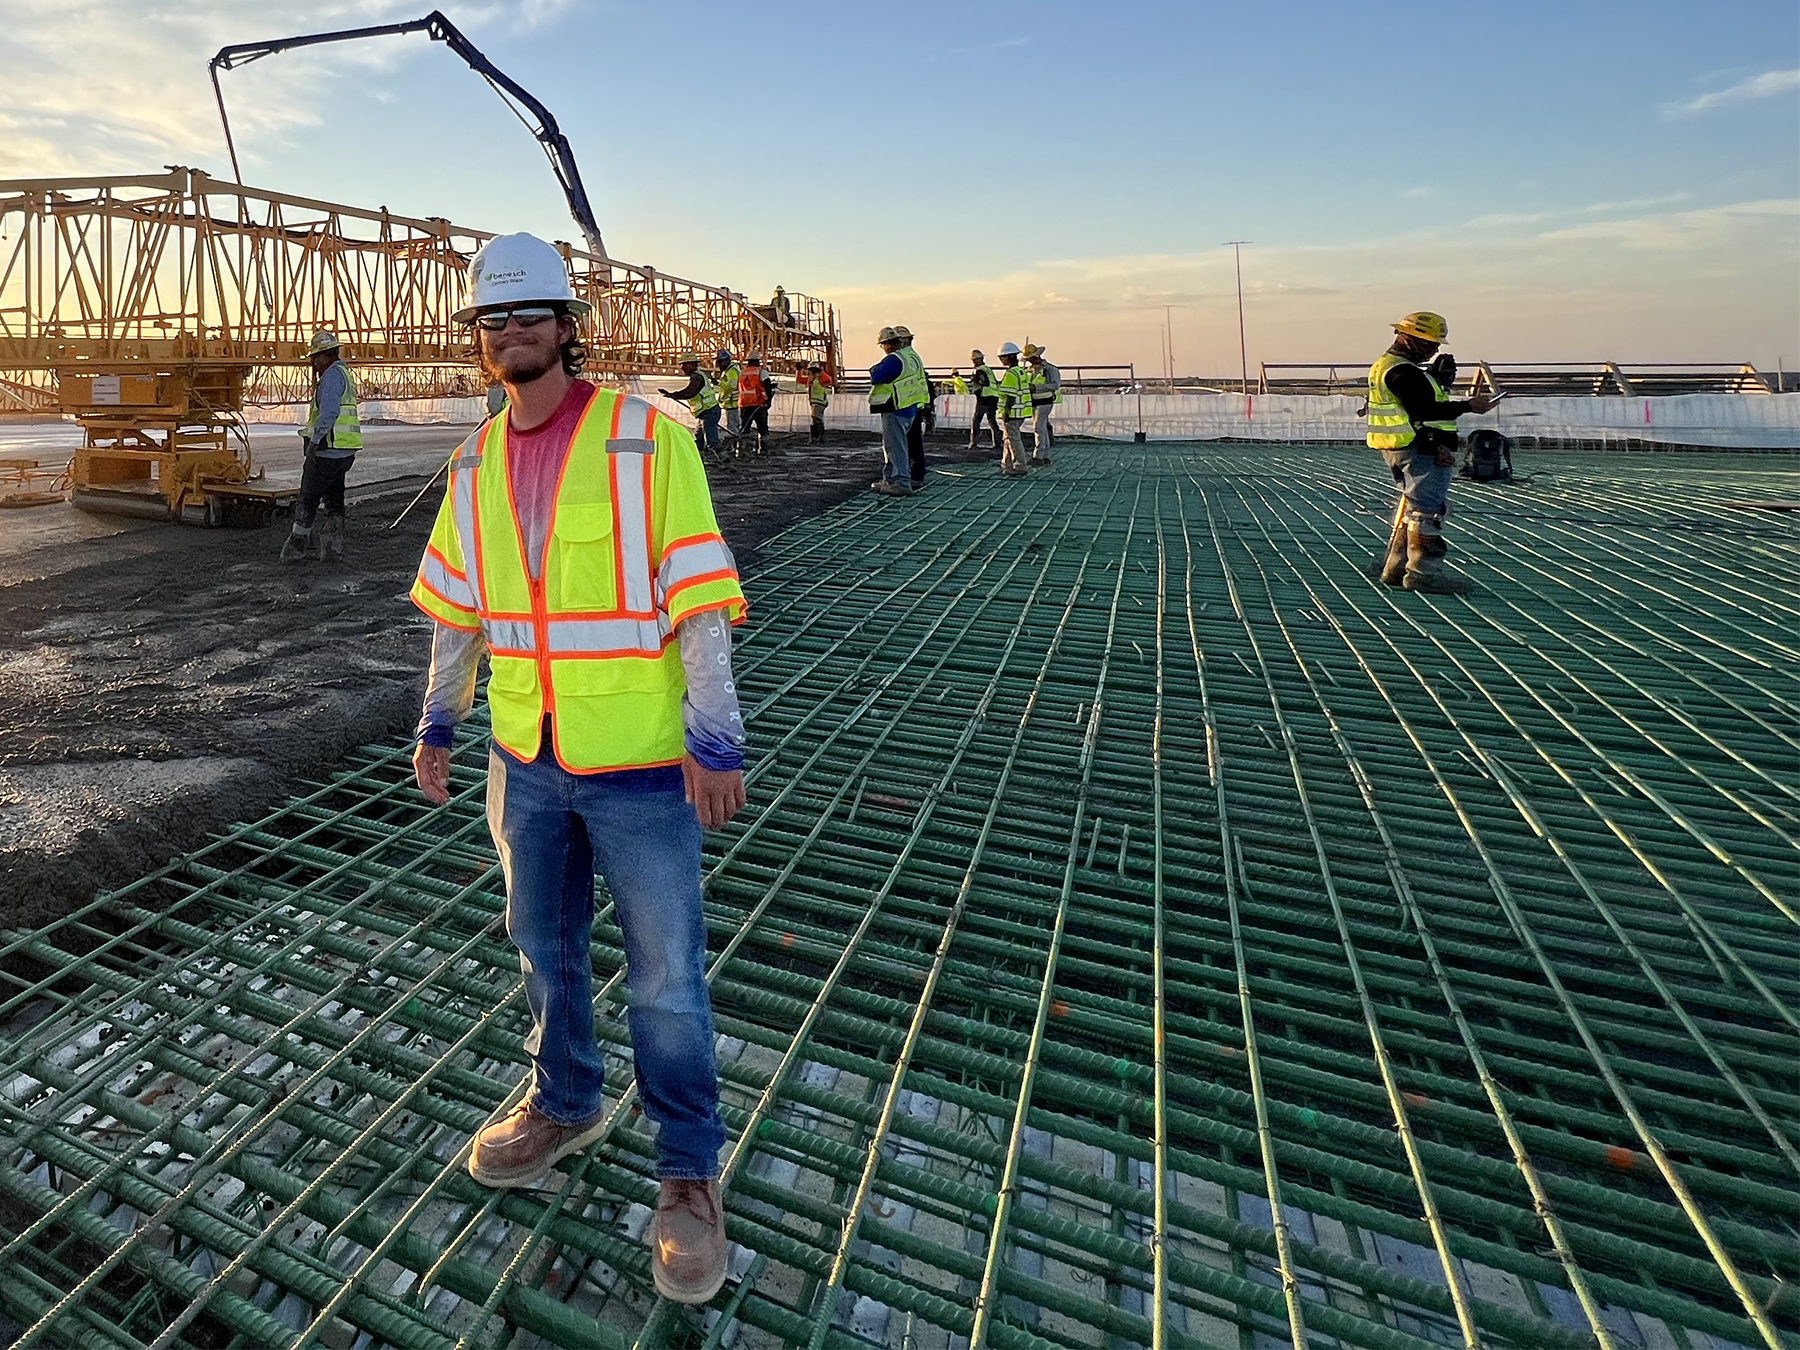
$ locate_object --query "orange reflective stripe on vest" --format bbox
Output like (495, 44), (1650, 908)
(411, 384), (747, 772)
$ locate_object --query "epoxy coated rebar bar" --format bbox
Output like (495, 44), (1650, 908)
(2, 442), (1795, 1350)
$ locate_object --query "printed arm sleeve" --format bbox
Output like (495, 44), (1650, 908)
(678, 612), (747, 771)
(417, 622), (486, 748)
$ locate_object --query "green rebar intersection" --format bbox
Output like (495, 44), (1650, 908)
(1, 444), (1796, 1350)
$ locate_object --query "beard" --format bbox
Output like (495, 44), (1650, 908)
(481, 333), (563, 386)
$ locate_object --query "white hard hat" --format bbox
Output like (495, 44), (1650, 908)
(877, 326), (900, 343)
(308, 330), (341, 356)
(997, 341), (1022, 357)
(453, 232), (592, 324)
(892, 325), (913, 340)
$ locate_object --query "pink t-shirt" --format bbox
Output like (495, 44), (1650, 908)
(505, 379), (597, 580)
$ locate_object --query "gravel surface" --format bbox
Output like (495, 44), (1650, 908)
(0, 425), (994, 927)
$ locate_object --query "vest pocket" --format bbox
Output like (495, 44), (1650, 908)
(549, 503), (618, 613)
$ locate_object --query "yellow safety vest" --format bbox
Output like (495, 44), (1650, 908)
(894, 346), (930, 410)
(1366, 351), (1450, 451)
(411, 387), (747, 772)
(715, 366), (741, 409)
(686, 372), (719, 418)
(303, 361), (362, 450)
(997, 363), (1033, 418)
(971, 363), (998, 398)
(808, 375), (832, 407)
(1029, 362), (1063, 407)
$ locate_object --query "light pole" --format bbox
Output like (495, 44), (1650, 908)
(1164, 304), (1175, 379)
(1223, 240), (1251, 395)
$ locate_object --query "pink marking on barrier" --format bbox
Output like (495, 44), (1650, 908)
(1644, 399), (1652, 425)
(1246, 395), (1255, 420)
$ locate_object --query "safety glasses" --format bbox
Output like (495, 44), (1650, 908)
(470, 306), (561, 331)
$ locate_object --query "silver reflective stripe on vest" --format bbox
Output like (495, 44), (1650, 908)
(448, 429), (487, 611)
(659, 536), (735, 596)
(483, 617), (535, 652)
(545, 614), (670, 655)
(418, 549), (476, 610)
(609, 397), (657, 616)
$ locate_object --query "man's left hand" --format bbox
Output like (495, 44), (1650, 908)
(682, 754), (746, 829)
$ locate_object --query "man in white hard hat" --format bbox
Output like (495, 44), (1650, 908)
(993, 342), (1031, 477)
(281, 330), (361, 563)
(867, 326), (928, 496)
(1023, 342), (1060, 466)
(410, 233), (746, 1305)
(657, 353), (723, 459)
(805, 362), (832, 442)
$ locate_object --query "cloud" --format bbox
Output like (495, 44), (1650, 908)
(823, 197), (1798, 373)
(1663, 68), (1800, 118)
(0, 0), (579, 177)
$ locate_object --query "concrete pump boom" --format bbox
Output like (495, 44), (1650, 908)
(209, 9), (608, 261)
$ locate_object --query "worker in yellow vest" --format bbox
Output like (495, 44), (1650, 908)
(410, 233), (743, 1306)
(867, 325), (930, 495)
(894, 325), (930, 489)
(1023, 342), (1061, 465)
(1366, 311), (1493, 592)
(714, 349), (741, 441)
(657, 352), (722, 459)
(993, 341), (1032, 477)
(805, 362), (833, 441)
(282, 330), (362, 563)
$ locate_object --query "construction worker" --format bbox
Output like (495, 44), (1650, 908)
(1023, 342), (1061, 465)
(805, 362), (832, 442)
(736, 354), (773, 455)
(867, 326), (930, 496)
(770, 286), (792, 327)
(966, 349), (1001, 452)
(1366, 311), (1494, 592)
(658, 353), (722, 458)
(994, 341), (1032, 477)
(282, 330), (361, 563)
(894, 326), (930, 489)
(409, 232), (745, 1306)
(714, 349), (741, 442)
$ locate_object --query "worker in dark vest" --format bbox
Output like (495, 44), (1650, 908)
(965, 349), (1001, 451)
(282, 330), (361, 564)
(1365, 311), (1493, 593)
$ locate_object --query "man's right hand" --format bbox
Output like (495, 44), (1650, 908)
(1468, 393), (1495, 415)
(414, 743), (452, 805)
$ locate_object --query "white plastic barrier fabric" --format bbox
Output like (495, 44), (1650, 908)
(250, 388), (1800, 450)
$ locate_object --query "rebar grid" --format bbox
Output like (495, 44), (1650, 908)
(2, 444), (1796, 1350)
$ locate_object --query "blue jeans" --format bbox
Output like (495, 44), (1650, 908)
(696, 407), (721, 455)
(486, 743), (725, 1179)
(879, 410), (913, 484)
(1382, 446), (1454, 529)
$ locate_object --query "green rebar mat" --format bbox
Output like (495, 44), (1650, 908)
(3, 444), (1797, 1350)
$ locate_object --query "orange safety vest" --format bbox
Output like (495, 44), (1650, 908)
(411, 387), (747, 772)
(738, 367), (770, 408)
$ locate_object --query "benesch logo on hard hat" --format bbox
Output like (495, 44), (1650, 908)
(483, 268), (528, 283)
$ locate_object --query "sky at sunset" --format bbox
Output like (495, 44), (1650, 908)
(3, 0), (1796, 376)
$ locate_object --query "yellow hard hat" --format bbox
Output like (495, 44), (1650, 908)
(1022, 342), (1044, 359)
(1392, 311), (1448, 343)
(308, 330), (341, 356)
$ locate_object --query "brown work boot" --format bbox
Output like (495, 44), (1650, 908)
(467, 1102), (605, 1189)
(651, 1177), (728, 1304)
(1402, 526), (1470, 594)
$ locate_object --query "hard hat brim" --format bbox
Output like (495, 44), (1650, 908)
(451, 297), (593, 325)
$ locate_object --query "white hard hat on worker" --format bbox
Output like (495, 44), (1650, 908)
(453, 233), (592, 324)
